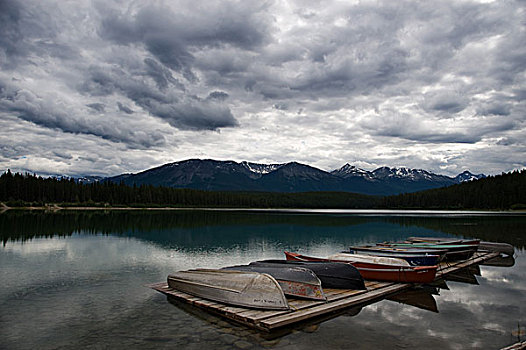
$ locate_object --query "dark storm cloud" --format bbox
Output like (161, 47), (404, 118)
(273, 103), (288, 111)
(207, 91), (229, 101)
(80, 64), (238, 130)
(423, 91), (469, 114)
(52, 150), (73, 160)
(0, 78), (165, 148)
(86, 103), (105, 113)
(477, 103), (511, 117)
(0, 0), (23, 65)
(0, 0), (79, 68)
(117, 102), (134, 114)
(372, 124), (481, 144)
(143, 58), (185, 91)
(149, 99), (238, 130)
(99, 3), (271, 82)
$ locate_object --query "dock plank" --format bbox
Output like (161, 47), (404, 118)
(259, 282), (410, 330)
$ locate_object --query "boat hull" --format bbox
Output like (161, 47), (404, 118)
(378, 242), (479, 250)
(350, 245), (447, 256)
(328, 253), (410, 266)
(377, 243), (478, 261)
(223, 265), (326, 301)
(346, 249), (441, 266)
(284, 252), (438, 284)
(167, 269), (289, 310)
(249, 260), (366, 290)
(407, 237), (481, 245)
(407, 236), (514, 256)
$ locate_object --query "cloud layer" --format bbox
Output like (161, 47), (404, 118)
(0, 0), (524, 176)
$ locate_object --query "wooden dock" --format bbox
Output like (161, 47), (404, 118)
(150, 251), (499, 331)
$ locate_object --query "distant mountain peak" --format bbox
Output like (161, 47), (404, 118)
(332, 163), (373, 180)
(454, 170), (486, 183)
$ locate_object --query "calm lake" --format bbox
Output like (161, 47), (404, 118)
(1, 209), (525, 349)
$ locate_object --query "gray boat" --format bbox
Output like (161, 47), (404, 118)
(223, 265), (326, 301)
(167, 269), (289, 310)
(250, 260), (367, 290)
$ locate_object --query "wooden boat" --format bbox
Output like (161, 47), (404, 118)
(284, 252), (438, 284)
(377, 242), (478, 261)
(407, 236), (515, 256)
(378, 242), (479, 250)
(350, 245), (447, 257)
(249, 260), (366, 290)
(347, 248), (441, 266)
(167, 269), (289, 310)
(328, 253), (411, 266)
(223, 265), (326, 301)
(407, 237), (481, 245)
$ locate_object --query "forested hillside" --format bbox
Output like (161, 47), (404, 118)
(382, 170), (526, 209)
(0, 170), (377, 209)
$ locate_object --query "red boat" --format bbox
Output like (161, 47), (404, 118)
(284, 252), (438, 284)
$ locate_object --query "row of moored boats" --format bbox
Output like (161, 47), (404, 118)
(166, 236), (514, 311)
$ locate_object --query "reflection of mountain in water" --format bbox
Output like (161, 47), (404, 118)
(1, 210), (524, 250)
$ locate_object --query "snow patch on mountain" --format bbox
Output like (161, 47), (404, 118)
(331, 163), (375, 180)
(241, 161), (284, 175)
(455, 171), (486, 183)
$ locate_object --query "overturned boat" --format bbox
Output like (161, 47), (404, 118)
(346, 248), (441, 266)
(284, 252), (438, 284)
(328, 252), (411, 266)
(167, 269), (289, 310)
(407, 236), (514, 256)
(406, 237), (480, 245)
(376, 242), (478, 261)
(223, 265), (326, 301)
(249, 260), (366, 290)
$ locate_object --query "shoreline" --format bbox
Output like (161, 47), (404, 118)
(1, 204), (525, 215)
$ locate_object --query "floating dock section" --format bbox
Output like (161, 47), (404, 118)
(150, 251), (499, 331)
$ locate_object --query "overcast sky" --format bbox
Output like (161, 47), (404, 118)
(0, 0), (524, 177)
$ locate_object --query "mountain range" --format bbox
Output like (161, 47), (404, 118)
(103, 159), (486, 196)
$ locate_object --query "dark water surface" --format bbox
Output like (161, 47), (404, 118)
(1, 209), (525, 349)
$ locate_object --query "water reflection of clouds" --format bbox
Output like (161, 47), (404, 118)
(3, 239), (68, 255)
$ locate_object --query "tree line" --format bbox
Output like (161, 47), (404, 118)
(0, 169), (524, 209)
(0, 170), (378, 209)
(382, 169), (526, 210)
